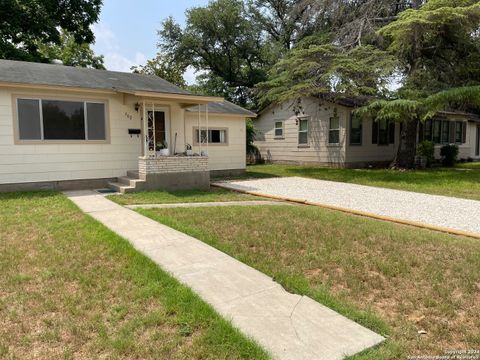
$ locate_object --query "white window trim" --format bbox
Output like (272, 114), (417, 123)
(13, 95), (110, 144)
(193, 127), (229, 146)
(274, 120), (284, 139)
(298, 117), (309, 146)
(328, 115), (341, 145)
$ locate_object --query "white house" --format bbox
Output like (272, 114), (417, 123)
(254, 96), (480, 167)
(0, 60), (255, 192)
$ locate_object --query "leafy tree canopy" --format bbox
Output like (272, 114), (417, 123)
(38, 30), (105, 69)
(131, 53), (187, 88)
(0, 0), (103, 63)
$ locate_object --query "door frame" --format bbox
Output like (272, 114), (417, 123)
(141, 103), (171, 156)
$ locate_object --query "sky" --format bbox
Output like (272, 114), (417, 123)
(92, 0), (209, 83)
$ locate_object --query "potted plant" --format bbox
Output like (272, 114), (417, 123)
(156, 140), (169, 156)
(185, 143), (193, 156)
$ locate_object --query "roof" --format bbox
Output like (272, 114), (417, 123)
(185, 100), (256, 117)
(0, 59), (190, 95)
(314, 93), (376, 108)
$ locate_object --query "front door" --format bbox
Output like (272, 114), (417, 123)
(147, 111), (166, 150)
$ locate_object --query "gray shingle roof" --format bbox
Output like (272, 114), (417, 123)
(185, 101), (256, 117)
(0, 59), (191, 95)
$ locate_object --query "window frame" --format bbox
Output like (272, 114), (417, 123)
(13, 95), (110, 144)
(193, 127), (228, 146)
(424, 119), (466, 145)
(349, 113), (362, 146)
(298, 117), (309, 146)
(328, 115), (341, 145)
(274, 120), (284, 139)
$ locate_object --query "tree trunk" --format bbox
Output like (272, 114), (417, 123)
(391, 119), (418, 169)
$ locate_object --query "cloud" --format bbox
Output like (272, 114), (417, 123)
(92, 23), (147, 72)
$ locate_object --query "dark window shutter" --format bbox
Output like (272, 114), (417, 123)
(372, 120), (378, 144)
(389, 122), (395, 144)
(449, 121), (455, 143)
(462, 122), (467, 143)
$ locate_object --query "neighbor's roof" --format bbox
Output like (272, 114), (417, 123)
(185, 100), (256, 117)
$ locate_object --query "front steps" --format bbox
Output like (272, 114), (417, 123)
(108, 170), (146, 194)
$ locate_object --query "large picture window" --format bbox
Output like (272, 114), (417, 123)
(372, 119), (394, 145)
(16, 98), (107, 141)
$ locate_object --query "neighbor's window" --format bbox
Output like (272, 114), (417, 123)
(329, 115), (340, 144)
(274, 121), (284, 138)
(196, 128), (227, 144)
(349, 114), (362, 145)
(298, 117), (309, 145)
(17, 98), (106, 141)
(372, 119), (395, 145)
(424, 119), (466, 144)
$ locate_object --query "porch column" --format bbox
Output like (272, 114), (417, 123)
(198, 104), (201, 155)
(206, 103), (209, 155)
(142, 99), (147, 156)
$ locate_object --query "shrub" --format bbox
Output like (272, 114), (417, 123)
(440, 144), (459, 167)
(416, 140), (434, 166)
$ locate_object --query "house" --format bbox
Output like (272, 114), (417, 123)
(254, 96), (480, 167)
(0, 60), (255, 192)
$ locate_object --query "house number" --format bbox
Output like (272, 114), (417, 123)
(124, 112), (134, 120)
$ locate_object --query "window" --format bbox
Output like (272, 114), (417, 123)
(16, 98), (107, 141)
(329, 115), (340, 144)
(195, 128), (227, 144)
(349, 114), (362, 145)
(424, 119), (466, 144)
(372, 119), (395, 145)
(298, 118), (309, 145)
(274, 121), (284, 138)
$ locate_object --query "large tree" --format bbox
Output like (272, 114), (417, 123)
(131, 53), (187, 88)
(0, 0), (102, 62)
(38, 30), (105, 69)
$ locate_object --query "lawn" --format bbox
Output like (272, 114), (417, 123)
(0, 192), (268, 359)
(108, 187), (258, 205)
(138, 204), (480, 359)
(224, 164), (480, 201)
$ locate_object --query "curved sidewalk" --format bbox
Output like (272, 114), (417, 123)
(213, 177), (480, 238)
(65, 190), (384, 360)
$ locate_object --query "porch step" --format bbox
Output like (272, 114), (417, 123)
(108, 182), (136, 194)
(109, 170), (146, 194)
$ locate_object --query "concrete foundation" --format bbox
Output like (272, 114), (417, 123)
(0, 178), (115, 193)
(210, 168), (245, 178)
(142, 171), (210, 191)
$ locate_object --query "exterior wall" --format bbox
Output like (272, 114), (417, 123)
(345, 118), (399, 165)
(184, 113), (246, 171)
(468, 122), (480, 159)
(254, 98), (348, 165)
(255, 97), (399, 166)
(0, 86), (143, 185)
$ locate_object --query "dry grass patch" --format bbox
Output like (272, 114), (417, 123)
(138, 205), (480, 359)
(0, 192), (268, 359)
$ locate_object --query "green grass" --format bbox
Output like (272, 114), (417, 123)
(138, 204), (480, 360)
(224, 164), (480, 201)
(108, 188), (259, 205)
(0, 192), (268, 359)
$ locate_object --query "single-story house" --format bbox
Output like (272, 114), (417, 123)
(0, 60), (255, 192)
(254, 96), (480, 167)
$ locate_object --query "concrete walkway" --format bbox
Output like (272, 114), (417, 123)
(66, 190), (384, 360)
(126, 200), (292, 209)
(213, 177), (480, 238)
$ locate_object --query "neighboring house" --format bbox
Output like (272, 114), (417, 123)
(254, 96), (480, 167)
(0, 60), (255, 192)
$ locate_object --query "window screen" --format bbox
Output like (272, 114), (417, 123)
(87, 103), (106, 140)
(329, 116), (340, 144)
(298, 118), (308, 145)
(17, 99), (42, 140)
(274, 121), (283, 137)
(349, 114), (362, 145)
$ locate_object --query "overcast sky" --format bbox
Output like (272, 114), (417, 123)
(92, 0), (209, 83)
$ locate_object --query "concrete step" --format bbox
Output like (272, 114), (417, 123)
(108, 182), (135, 194)
(127, 170), (140, 179)
(118, 176), (146, 187)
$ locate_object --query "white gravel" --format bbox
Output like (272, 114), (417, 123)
(214, 177), (480, 236)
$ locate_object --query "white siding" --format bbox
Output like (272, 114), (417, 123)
(184, 113), (246, 171)
(0, 87), (142, 184)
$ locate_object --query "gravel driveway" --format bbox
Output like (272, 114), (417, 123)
(214, 177), (480, 236)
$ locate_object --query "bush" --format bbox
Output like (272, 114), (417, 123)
(440, 144), (459, 167)
(416, 140), (434, 166)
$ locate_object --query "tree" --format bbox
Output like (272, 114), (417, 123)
(0, 0), (103, 62)
(38, 30), (105, 69)
(131, 54), (187, 88)
(374, 0), (480, 167)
